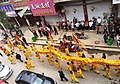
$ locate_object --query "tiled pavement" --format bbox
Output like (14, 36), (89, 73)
(21, 26), (120, 53)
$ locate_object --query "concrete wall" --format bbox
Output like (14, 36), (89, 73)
(45, 1), (111, 24)
(45, 15), (61, 25)
(87, 1), (111, 20)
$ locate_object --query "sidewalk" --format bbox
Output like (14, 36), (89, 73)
(20, 26), (120, 53)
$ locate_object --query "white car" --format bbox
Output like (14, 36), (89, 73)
(0, 63), (13, 80)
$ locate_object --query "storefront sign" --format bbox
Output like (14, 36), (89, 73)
(0, 4), (17, 17)
(113, 0), (120, 4)
(28, 0), (56, 16)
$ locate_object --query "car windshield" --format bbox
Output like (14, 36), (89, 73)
(0, 65), (4, 72)
(33, 77), (43, 84)
(33, 78), (52, 84)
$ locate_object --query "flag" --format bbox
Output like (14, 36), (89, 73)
(0, 42), (5, 51)
(48, 32), (54, 43)
(18, 6), (28, 18)
(15, 34), (21, 42)
(72, 33), (87, 51)
(7, 38), (13, 46)
(72, 33), (79, 44)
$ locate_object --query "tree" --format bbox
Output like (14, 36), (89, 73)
(0, 11), (15, 31)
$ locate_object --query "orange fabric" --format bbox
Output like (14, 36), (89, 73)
(15, 35), (20, 41)
(48, 32), (54, 43)
(72, 33), (87, 51)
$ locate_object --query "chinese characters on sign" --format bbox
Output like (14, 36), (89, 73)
(31, 2), (50, 9)
(28, 0), (56, 16)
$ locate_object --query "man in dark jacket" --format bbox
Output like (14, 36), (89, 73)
(53, 26), (58, 35)
(15, 53), (23, 62)
(58, 70), (68, 81)
(22, 36), (28, 46)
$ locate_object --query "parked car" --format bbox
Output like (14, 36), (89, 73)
(15, 70), (56, 84)
(0, 63), (13, 80)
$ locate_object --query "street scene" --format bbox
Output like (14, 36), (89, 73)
(0, 0), (120, 84)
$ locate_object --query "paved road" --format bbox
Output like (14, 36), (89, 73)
(0, 45), (120, 84)
(0, 27), (120, 84)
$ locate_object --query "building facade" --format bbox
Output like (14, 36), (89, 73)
(0, 0), (120, 26)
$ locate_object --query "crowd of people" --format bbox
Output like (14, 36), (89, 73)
(0, 32), (120, 83)
(0, 15), (120, 83)
(33, 16), (120, 47)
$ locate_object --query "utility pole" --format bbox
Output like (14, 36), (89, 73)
(82, 0), (88, 22)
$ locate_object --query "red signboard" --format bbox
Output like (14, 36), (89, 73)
(28, 0), (56, 16)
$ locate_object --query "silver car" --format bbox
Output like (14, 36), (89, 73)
(0, 63), (13, 80)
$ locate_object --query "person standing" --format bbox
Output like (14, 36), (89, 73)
(32, 28), (38, 37)
(22, 36), (28, 46)
(89, 20), (93, 30)
(96, 17), (102, 34)
(36, 21), (40, 28)
(56, 22), (60, 30)
(103, 33), (109, 43)
(47, 23), (53, 32)
(75, 22), (80, 31)
(58, 70), (68, 81)
(73, 17), (77, 24)
(116, 34), (120, 47)
(38, 28), (43, 37)
(53, 26), (58, 35)
(71, 22), (75, 31)
(67, 20), (71, 30)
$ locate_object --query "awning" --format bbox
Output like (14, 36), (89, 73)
(17, 6), (29, 18)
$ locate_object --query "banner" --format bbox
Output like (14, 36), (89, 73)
(0, 4), (17, 17)
(113, 0), (120, 4)
(28, 0), (56, 16)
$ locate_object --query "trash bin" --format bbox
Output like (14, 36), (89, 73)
(107, 38), (113, 46)
(32, 36), (36, 42)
